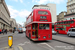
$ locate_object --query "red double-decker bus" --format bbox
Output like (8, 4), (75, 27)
(25, 9), (52, 41)
(54, 19), (75, 34)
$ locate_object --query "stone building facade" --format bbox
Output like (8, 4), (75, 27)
(57, 11), (67, 21)
(10, 18), (17, 30)
(0, 0), (10, 31)
(64, 0), (75, 20)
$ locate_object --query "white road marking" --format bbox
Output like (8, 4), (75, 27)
(45, 44), (55, 50)
(18, 41), (30, 46)
(18, 43), (25, 46)
(17, 46), (23, 50)
(38, 43), (55, 50)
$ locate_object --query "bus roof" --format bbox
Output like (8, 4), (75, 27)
(55, 19), (75, 23)
(26, 9), (51, 20)
(33, 9), (51, 14)
(33, 9), (49, 11)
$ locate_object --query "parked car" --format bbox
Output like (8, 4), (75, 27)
(52, 29), (57, 35)
(67, 28), (75, 37)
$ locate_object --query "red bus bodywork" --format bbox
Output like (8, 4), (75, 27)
(54, 19), (75, 34)
(25, 9), (52, 41)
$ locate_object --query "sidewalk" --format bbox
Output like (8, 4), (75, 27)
(52, 35), (75, 45)
(0, 46), (20, 50)
(0, 32), (14, 38)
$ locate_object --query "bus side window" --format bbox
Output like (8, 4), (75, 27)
(32, 25), (35, 29)
(71, 21), (74, 23)
(64, 22), (65, 24)
(56, 28), (58, 30)
(67, 21), (70, 24)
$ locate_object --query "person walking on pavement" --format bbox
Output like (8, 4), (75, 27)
(3, 29), (5, 35)
(0, 28), (2, 34)
(5, 29), (7, 34)
(13, 29), (15, 33)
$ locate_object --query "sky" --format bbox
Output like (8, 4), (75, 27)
(5, 0), (67, 26)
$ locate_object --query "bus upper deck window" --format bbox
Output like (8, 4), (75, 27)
(59, 23), (60, 24)
(64, 22), (66, 24)
(55, 23), (57, 25)
(67, 21), (70, 24)
(59, 22), (61, 24)
(62, 22), (63, 24)
(71, 21), (74, 23)
(38, 11), (48, 15)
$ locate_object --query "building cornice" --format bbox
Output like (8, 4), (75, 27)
(64, 13), (75, 17)
(0, 0), (10, 17)
(67, 3), (75, 7)
(0, 17), (10, 26)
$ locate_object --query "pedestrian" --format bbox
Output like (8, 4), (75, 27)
(5, 29), (7, 34)
(0, 28), (2, 34)
(3, 29), (5, 35)
(11, 29), (12, 32)
(13, 30), (15, 33)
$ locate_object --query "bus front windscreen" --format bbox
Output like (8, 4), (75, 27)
(39, 24), (49, 29)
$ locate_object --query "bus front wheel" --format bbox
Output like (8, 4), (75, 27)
(57, 31), (59, 34)
(29, 34), (31, 39)
(25, 33), (27, 37)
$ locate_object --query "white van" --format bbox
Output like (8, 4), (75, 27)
(22, 28), (26, 32)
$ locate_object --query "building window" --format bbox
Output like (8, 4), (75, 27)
(74, 9), (75, 12)
(70, 10), (72, 13)
(70, 9), (74, 13)
(70, 0), (72, 1)
(72, 9), (74, 12)
(48, 8), (49, 10)
(64, 13), (66, 15)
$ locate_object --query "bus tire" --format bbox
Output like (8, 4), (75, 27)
(57, 31), (59, 34)
(26, 35), (27, 37)
(29, 34), (31, 39)
(29, 34), (32, 41)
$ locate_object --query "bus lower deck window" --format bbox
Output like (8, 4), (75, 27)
(39, 24), (49, 29)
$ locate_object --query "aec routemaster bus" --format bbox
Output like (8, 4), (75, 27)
(54, 19), (75, 34)
(25, 9), (52, 41)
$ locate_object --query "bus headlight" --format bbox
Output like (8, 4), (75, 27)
(38, 35), (40, 38)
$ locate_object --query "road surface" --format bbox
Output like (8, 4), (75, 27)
(0, 32), (75, 50)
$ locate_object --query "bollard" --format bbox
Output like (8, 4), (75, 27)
(8, 36), (13, 48)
